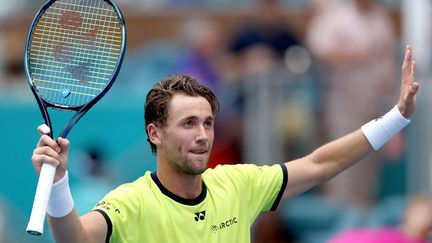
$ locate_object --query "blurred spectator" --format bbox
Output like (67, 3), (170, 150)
(306, 0), (398, 209)
(228, 0), (303, 77)
(328, 194), (432, 243)
(226, 0), (312, 162)
(173, 17), (226, 91)
(226, 1), (315, 242)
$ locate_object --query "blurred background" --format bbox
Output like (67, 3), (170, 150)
(0, 0), (432, 242)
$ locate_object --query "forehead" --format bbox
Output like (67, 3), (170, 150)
(167, 94), (213, 120)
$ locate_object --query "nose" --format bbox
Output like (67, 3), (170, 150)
(195, 125), (209, 143)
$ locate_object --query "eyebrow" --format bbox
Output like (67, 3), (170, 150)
(181, 115), (214, 122)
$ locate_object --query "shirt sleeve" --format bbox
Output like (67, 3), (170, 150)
(92, 183), (141, 242)
(211, 163), (288, 220)
(247, 164), (287, 212)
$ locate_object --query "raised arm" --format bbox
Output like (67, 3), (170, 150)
(282, 45), (419, 198)
(31, 126), (108, 243)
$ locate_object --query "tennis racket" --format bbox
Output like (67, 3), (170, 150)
(25, 0), (126, 235)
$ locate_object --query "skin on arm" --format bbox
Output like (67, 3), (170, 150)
(32, 129), (108, 243)
(48, 210), (108, 243)
(282, 45), (419, 199)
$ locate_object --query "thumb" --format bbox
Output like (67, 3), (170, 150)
(37, 124), (51, 136)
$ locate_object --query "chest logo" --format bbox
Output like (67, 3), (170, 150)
(194, 211), (206, 221)
(211, 217), (238, 233)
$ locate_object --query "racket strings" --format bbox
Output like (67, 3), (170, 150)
(28, 0), (123, 107)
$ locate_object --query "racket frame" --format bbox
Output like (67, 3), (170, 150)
(25, 0), (127, 138)
(25, 0), (126, 235)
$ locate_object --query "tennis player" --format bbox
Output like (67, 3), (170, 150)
(31, 45), (419, 242)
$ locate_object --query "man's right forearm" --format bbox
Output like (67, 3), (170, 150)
(46, 173), (107, 243)
(48, 210), (108, 243)
(48, 209), (88, 243)
(45, 172), (86, 242)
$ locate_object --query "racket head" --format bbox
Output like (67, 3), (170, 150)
(24, 0), (126, 111)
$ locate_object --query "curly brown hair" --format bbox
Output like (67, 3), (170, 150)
(144, 74), (220, 155)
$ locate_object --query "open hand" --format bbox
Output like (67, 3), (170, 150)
(397, 45), (420, 118)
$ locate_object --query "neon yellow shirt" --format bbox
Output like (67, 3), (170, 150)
(93, 163), (287, 243)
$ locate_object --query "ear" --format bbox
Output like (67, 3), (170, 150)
(147, 123), (162, 145)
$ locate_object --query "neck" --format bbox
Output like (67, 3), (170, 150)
(156, 166), (203, 200)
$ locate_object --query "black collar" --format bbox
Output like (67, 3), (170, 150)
(151, 172), (207, 206)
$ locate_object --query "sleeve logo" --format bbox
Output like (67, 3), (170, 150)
(96, 201), (121, 214)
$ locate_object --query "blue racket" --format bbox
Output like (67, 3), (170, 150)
(25, 0), (126, 235)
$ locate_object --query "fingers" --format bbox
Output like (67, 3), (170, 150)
(404, 47), (419, 99)
(397, 45), (420, 118)
(33, 126), (71, 174)
(402, 45), (411, 72)
(37, 124), (51, 136)
(37, 134), (61, 152)
(407, 81), (420, 100)
(32, 138), (70, 174)
(411, 59), (416, 77)
(58, 137), (70, 157)
(402, 45), (414, 83)
(32, 146), (63, 167)
(32, 146), (62, 175)
(36, 124), (55, 148)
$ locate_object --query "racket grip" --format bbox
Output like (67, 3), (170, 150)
(26, 162), (57, 235)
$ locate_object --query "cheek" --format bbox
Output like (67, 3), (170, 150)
(171, 133), (191, 150)
(177, 144), (183, 153)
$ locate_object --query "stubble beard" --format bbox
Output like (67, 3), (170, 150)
(173, 156), (208, 176)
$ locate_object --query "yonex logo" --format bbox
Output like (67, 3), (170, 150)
(194, 211), (206, 221)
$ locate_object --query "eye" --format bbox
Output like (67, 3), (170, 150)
(184, 120), (195, 128)
(204, 120), (214, 129)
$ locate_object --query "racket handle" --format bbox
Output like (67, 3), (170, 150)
(26, 162), (57, 235)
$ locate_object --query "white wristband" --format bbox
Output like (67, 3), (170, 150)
(47, 171), (74, 218)
(361, 106), (410, 150)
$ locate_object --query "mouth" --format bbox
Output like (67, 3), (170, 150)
(189, 148), (208, 155)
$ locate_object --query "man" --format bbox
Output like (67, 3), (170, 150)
(31, 46), (419, 242)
